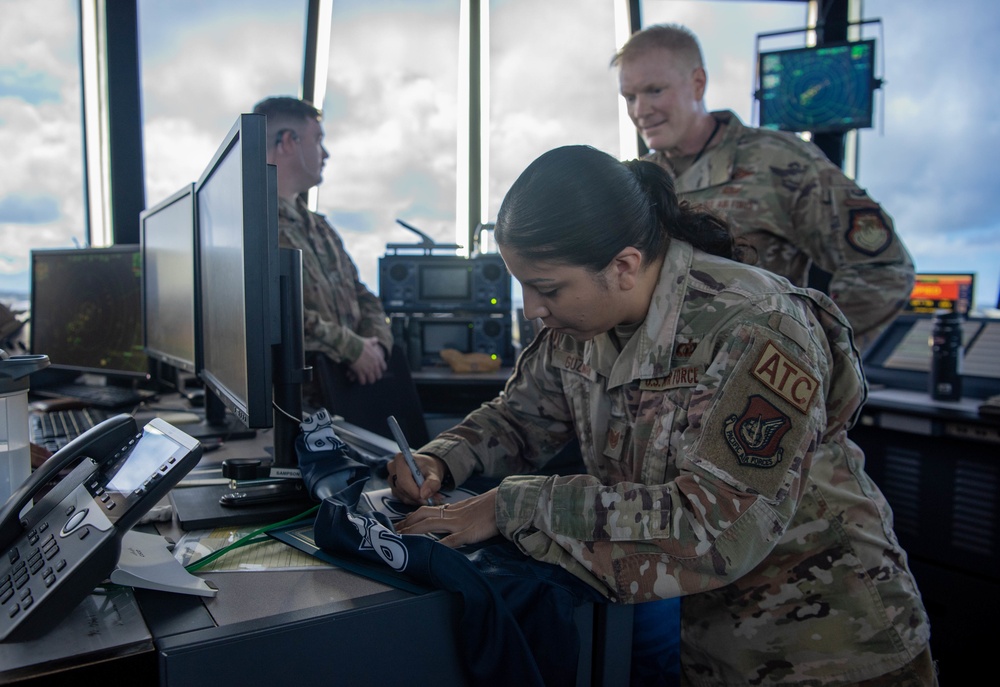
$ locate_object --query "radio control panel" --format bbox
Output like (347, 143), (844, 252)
(391, 313), (514, 369)
(379, 254), (511, 313)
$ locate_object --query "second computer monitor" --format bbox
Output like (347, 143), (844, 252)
(140, 183), (198, 374)
(195, 112), (278, 429)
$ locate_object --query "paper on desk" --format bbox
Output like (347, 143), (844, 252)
(171, 526), (331, 572)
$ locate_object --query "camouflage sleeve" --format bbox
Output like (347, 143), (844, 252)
(793, 149), (915, 350)
(303, 236), (392, 363)
(353, 282), (393, 353)
(417, 329), (579, 486)
(302, 311), (365, 364)
(303, 290), (392, 364)
(494, 315), (834, 604)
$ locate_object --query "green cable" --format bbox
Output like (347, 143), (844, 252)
(184, 504), (321, 573)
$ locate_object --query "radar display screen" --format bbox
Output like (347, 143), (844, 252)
(758, 39), (876, 134)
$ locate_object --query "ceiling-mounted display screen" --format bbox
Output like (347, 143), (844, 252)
(758, 39), (876, 134)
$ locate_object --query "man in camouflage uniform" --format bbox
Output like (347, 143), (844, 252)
(253, 97), (393, 397)
(614, 24), (914, 351)
(389, 145), (934, 685)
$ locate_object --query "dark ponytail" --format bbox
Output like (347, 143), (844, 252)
(495, 145), (749, 272)
(623, 159), (742, 261)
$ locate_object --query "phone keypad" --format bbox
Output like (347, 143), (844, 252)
(1, 530), (67, 624)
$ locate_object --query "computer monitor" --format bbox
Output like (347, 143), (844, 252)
(757, 39), (877, 134)
(195, 113), (280, 431)
(905, 272), (975, 316)
(29, 245), (149, 380)
(194, 113), (307, 468)
(140, 183), (197, 375)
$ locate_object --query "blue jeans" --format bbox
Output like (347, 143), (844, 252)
(631, 598), (681, 686)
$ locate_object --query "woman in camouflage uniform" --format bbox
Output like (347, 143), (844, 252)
(389, 145), (935, 686)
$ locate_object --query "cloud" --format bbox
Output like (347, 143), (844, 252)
(858, 0), (1000, 238)
(854, 0), (1000, 305)
(0, 1), (78, 73)
(139, 6), (306, 175)
(320, 5), (463, 251)
(0, 0), (86, 285)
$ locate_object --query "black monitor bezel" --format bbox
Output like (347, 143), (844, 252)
(194, 113), (277, 429)
(757, 38), (876, 134)
(29, 244), (150, 380)
(140, 183), (198, 374)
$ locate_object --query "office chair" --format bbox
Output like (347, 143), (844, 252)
(309, 344), (430, 449)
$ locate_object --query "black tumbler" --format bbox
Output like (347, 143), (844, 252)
(929, 309), (963, 401)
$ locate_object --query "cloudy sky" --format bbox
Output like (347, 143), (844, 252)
(1, 0), (999, 313)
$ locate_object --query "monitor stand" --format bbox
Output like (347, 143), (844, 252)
(169, 481), (313, 530)
(169, 396), (311, 531)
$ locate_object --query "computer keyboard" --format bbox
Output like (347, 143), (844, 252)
(32, 383), (156, 410)
(29, 407), (111, 453)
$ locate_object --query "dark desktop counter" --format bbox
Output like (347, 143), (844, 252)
(4, 400), (631, 687)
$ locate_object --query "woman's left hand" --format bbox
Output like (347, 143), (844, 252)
(396, 488), (500, 549)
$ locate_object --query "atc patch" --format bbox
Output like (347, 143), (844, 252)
(752, 341), (819, 414)
(723, 395), (790, 468)
(846, 209), (892, 256)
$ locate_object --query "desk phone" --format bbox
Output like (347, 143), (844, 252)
(0, 415), (201, 641)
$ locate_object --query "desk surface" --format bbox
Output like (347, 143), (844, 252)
(3, 404), (403, 683)
(8, 400), (631, 686)
(865, 386), (999, 425)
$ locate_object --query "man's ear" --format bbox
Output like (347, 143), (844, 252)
(692, 66), (707, 102)
(268, 130), (293, 164)
(610, 247), (643, 291)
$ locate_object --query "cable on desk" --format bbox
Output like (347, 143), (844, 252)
(184, 504), (320, 573)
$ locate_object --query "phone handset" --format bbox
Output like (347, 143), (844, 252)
(0, 414), (138, 552)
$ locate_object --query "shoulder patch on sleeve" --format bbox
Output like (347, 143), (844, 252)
(693, 329), (822, 500)
(724, 395), (790, 468)
(752, 341), (819, 414)
(845, 208), (892, 256)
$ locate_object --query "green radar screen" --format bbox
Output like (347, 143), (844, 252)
(758, 39), (876, 134)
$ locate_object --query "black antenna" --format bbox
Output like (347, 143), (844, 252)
(386, 219), (462, 255)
